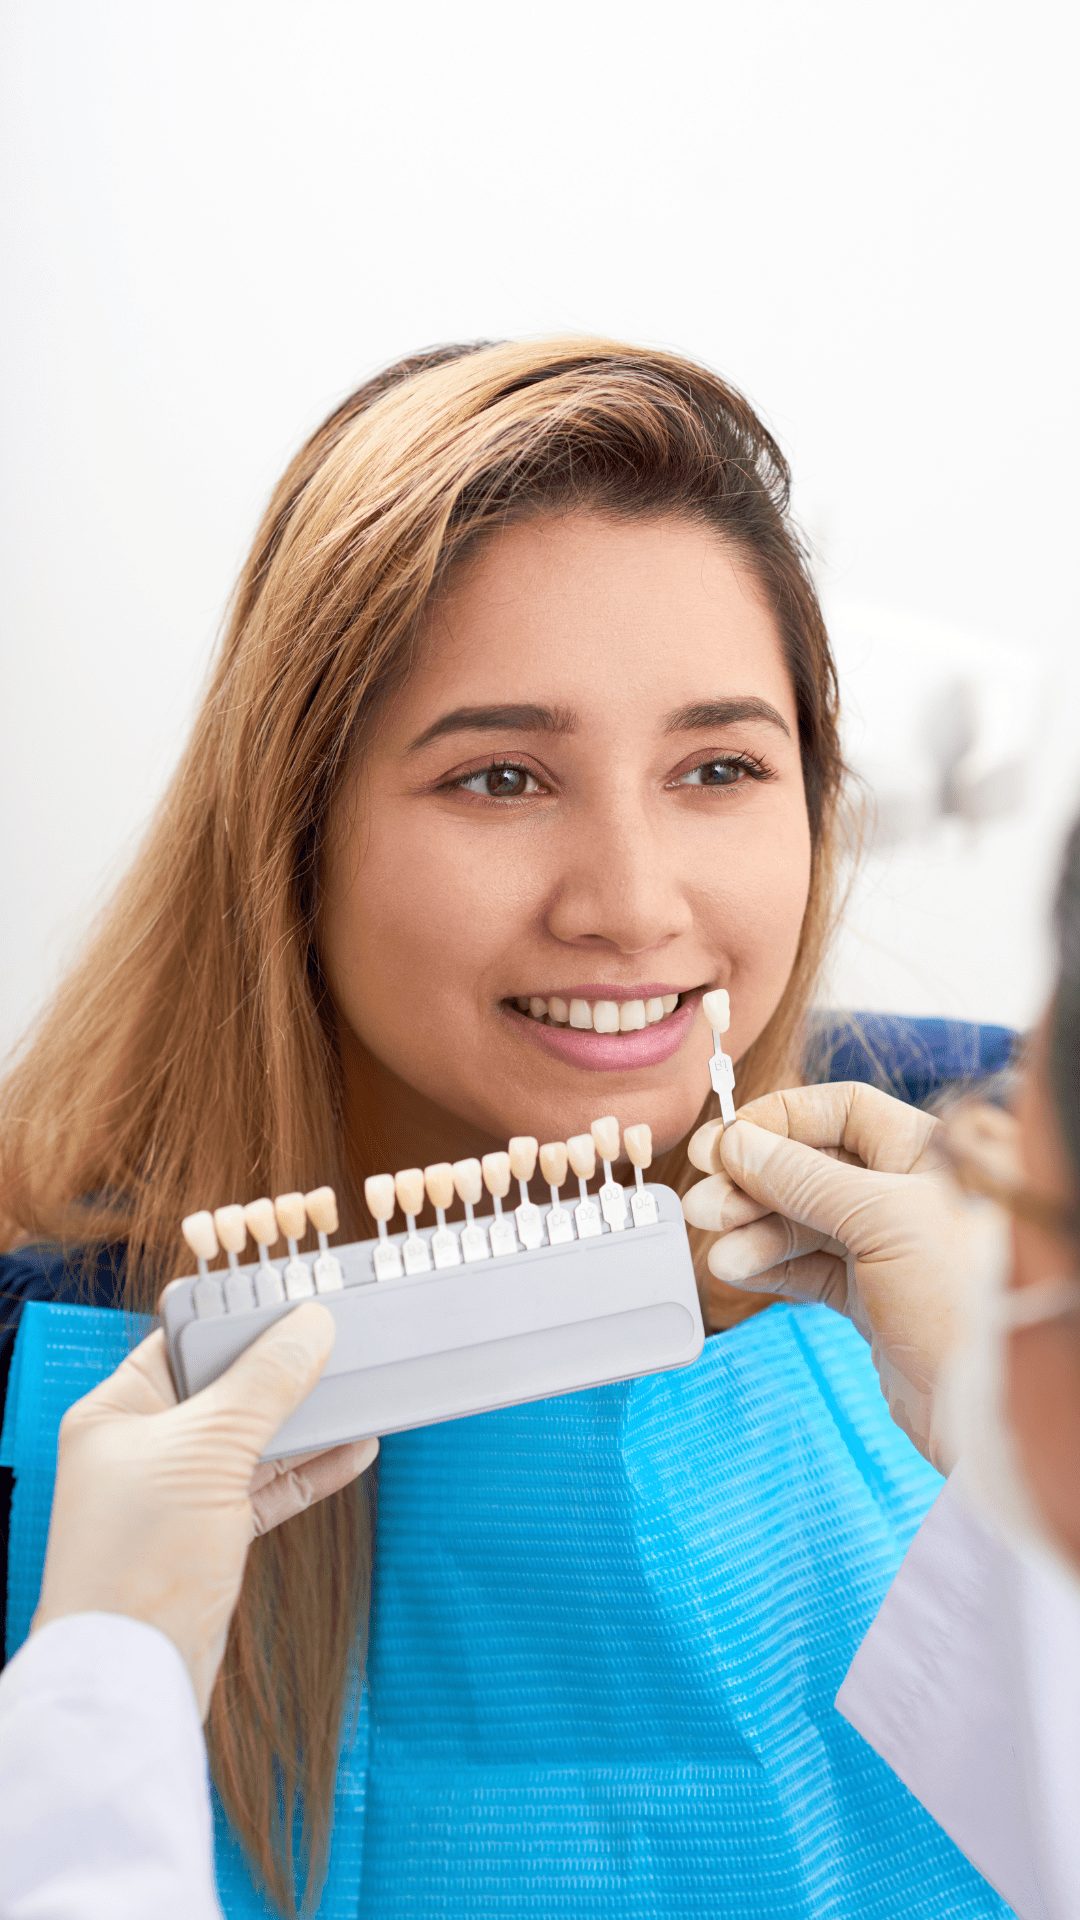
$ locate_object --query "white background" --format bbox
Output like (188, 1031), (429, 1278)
(2, 0), (1078, 1059)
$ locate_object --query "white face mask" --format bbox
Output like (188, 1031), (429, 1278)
(937, 1216), (1080, 1587)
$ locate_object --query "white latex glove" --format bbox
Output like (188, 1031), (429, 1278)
(32, 1304), (378, 1718)
(682, 1082), (1012, 1470)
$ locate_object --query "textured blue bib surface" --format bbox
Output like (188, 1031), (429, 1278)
(2, 1296), (1012, 1918)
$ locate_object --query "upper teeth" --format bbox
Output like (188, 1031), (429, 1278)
(514, 994), (680, 1031)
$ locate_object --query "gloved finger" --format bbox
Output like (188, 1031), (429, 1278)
(63, 1329), (178, 1429)
(707, 1242), (849, 1310)
(705, 1213), (841, 1284)
(720, 1119), (891, 1244)
(251, 1436), (379, 1536)
(688, 1119), (726, 1174)
(732, 1083), (938, 1175)
(186, 1303), (337, 1458)
(682, 1171), (769, 1232)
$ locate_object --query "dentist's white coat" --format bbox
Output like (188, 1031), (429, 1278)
(0, 1611), (221, 1919)
(837, 1469), (1080, 1920)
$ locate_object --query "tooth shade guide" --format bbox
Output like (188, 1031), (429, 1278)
(243, 1198), (279, 1264)
(181, 1210), (218, 1278)
(213, 1205), (247, 1272)
(702, 988), (730, 1033)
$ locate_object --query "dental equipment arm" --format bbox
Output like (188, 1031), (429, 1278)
(682, 1082), (1008, 1469)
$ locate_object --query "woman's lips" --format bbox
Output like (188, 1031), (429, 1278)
(504, 992), (701, 1072)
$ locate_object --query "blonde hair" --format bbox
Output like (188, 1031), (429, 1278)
(0, 337), (845, 1913)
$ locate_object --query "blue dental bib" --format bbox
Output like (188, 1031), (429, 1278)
(4, 1295), (1012, 1918)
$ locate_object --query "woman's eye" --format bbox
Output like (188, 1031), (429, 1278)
(672, 758), (750, 788)
(456, 763), (540, 799)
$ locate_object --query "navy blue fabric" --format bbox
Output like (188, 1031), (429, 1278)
(807, 1013), (1016, 1109)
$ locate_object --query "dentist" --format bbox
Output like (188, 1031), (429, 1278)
(684, 817), (1080, 1920)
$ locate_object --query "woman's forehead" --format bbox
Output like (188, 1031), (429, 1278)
(392, 513), (797, 743)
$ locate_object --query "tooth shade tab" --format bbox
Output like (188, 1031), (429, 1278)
(623, 1124), (653, 1169)
(452, 1158), (483, 1207)
(395, 1168), (426, 1219)
(619, 1000), (646, 1031)
(548, 997), (569, 1024)
(661, 994), (679, 1014)
(242, 1198), (278, 1250)
(508, 1136), (538, 1182)
(592, 1001), (620, 1034)
(702, 988), (730, 1033)
(539, 1141), (568, 1186)
(644, 998), (664, 1024)
(590, 1116), (620, 1163)
(566, 1133), (596, 1181)
(364, 1175), (397, 1223)
(182, 1210), (218, 1264)
(482, 1152), (512, 1200)
(568, 999), (592, 1029)
(304, 1187), (338, 1235)
(274, 1192), (307, 1242)
(424, 1163), (456, 1213)
(213, 1205), (247, 1255)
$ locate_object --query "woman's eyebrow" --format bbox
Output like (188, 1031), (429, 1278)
(406, 703), (578, 752)
(664, 697), (792, 739)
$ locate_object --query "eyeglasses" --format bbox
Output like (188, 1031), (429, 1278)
(942, 1099), (1080, 1238)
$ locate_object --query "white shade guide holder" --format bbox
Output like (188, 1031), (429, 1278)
(160, 1178), (701, 1463)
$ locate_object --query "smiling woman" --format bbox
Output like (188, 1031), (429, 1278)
(323, 513), (813, 1168)
(0, 338), (854, 1913)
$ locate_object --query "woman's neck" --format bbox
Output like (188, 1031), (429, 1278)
(337, 1022), (505, 1184)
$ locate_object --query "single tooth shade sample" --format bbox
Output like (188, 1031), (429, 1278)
(481, 1151), (512, 1199)
(182, 1210), (218, 1261)
(566, 1133), (596, 1180)
(619, 1000), (646, 1031)
(548, 997), (569, 1024)
(508, 1136), (539, 1182)
(452, 1158), (483, 1207)
(424, 1162), (456, 1212)
(590, 1115), (621, 1162)
(274, 1192), (307, 1241)
(364, 1174), (397, 1222)
(644, 998), (664, 1024)
(243, 1197), (279, 1247)
(702, 988), (731, 1033)
(592, 1001), (620, 1034)
(213, 1205), (247, 1254)
(661, 994), (679, 1014)
(623, 1123), (653, 1169)
(395, 1167), (426, 1218)
(305, 1186), (339, 1235)
(539, 1140), (568, 1186)
(568, 999), (592, 1029)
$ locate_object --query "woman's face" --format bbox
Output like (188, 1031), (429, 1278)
(321, 513), (812, 1162)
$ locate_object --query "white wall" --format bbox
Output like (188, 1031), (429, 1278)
(2, 0), (1078, 1055)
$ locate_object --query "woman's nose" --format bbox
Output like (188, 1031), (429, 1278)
(543, 805), (695, 954)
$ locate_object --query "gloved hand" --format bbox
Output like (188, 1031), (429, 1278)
(32, 1303), (377, 1718)
(682, 1082), (1014, 1470)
